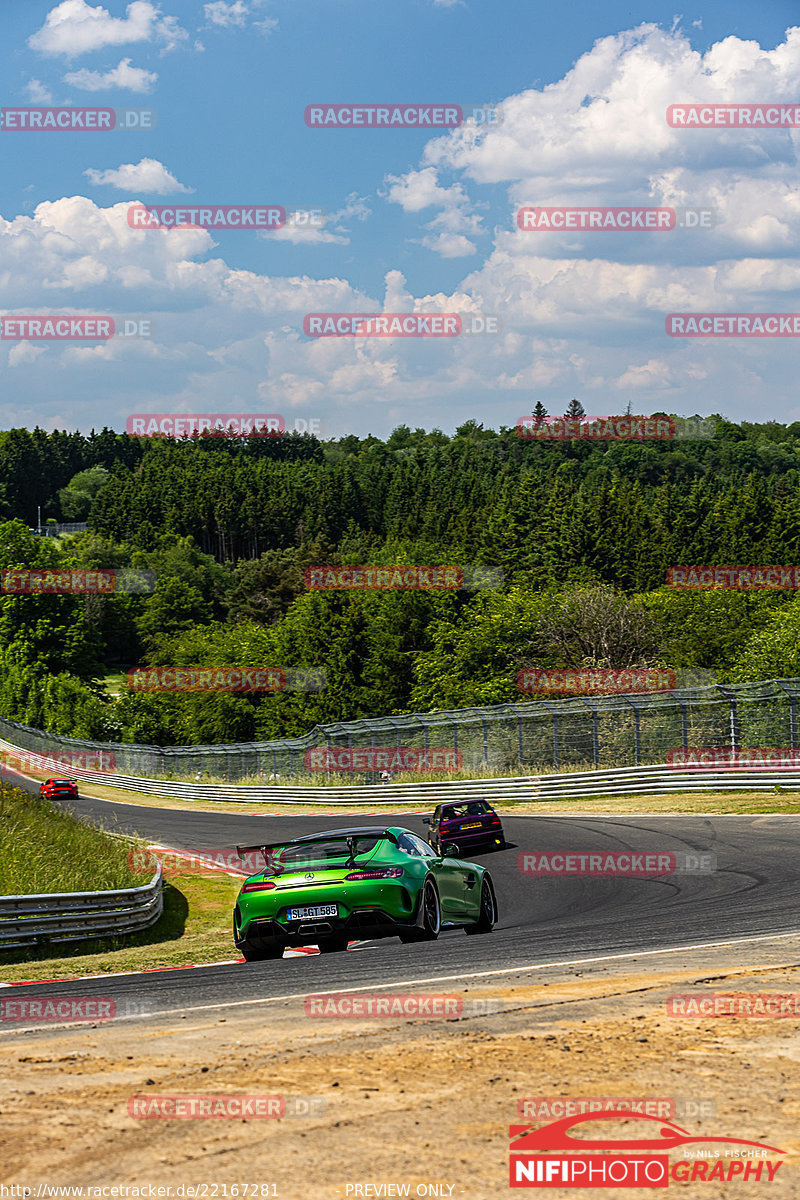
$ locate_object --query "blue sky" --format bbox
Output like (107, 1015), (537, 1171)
(1, 0), (799, 437)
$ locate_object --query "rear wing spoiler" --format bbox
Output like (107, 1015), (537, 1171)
(236, 830), (398, 865)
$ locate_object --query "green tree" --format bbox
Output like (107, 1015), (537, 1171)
(58, 466), (110, 520)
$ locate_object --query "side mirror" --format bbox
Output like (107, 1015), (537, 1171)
(422, 817), (430, 825)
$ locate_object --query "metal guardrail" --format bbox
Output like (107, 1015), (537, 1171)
(0, 864), (163, 950)
(3, 736), (799, 805)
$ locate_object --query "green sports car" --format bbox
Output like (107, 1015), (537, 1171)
(233, 825), (498, 960)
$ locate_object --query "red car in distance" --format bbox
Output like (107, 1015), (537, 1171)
(40, 778), (79, 801)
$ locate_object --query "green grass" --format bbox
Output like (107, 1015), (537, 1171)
(0, 784), (143, 894)
(97, 667), (132, 695)
(0, 785), (242, 977)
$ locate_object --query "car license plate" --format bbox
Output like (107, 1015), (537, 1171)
(462, 822), (482, 830)
(286, 904), (338, 921)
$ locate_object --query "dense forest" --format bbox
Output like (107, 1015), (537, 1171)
(4, 414), (800, 746)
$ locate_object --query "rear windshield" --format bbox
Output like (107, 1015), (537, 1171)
(265, 836), (382, 873)
(51, 779), (74, 786)
(441, 801), (491, 818)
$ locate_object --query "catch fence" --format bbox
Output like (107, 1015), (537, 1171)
(1, 677), (798, 783)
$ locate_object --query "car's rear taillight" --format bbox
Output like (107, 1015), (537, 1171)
(490, 817), (501, 824)
(241, 880), (276, 892)
(345, 868), (404, 881)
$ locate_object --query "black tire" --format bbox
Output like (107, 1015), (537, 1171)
(317, 935), (349, 953)
(442, 843), (460, 858)
(465, 874), (497, 935)
(402, 878), (441, 942)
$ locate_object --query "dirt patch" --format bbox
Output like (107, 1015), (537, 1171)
(1, 941), (799, 1198)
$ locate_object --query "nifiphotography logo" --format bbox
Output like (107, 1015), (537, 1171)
(509, 1111), (785, 1187)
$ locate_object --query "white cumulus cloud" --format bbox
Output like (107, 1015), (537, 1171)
(64, 57), (157, 92)
(84, 159), (192, 194)
(29, 0), (187, 58)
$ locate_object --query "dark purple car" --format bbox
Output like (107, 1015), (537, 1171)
(424, 800), (505, 856)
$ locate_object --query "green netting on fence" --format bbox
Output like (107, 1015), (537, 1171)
(2, 677), (800, 782)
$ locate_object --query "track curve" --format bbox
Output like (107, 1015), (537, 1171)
(4, 783), (800, 1022)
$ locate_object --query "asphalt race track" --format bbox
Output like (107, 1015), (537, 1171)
(5, 776), (800, 1020)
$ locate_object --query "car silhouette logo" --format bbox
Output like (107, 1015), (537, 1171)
(509, 1112), (785, 1154)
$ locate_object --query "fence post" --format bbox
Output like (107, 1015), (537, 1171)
(482, 717), (489, 767)
(541, 701), (559, 769)
(679, 699), (689, 751)
(624, 695), (641, 766)
(776, 681), (797, 751)
(791, 695), (797, 752)
(588, 702), (600, 768)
